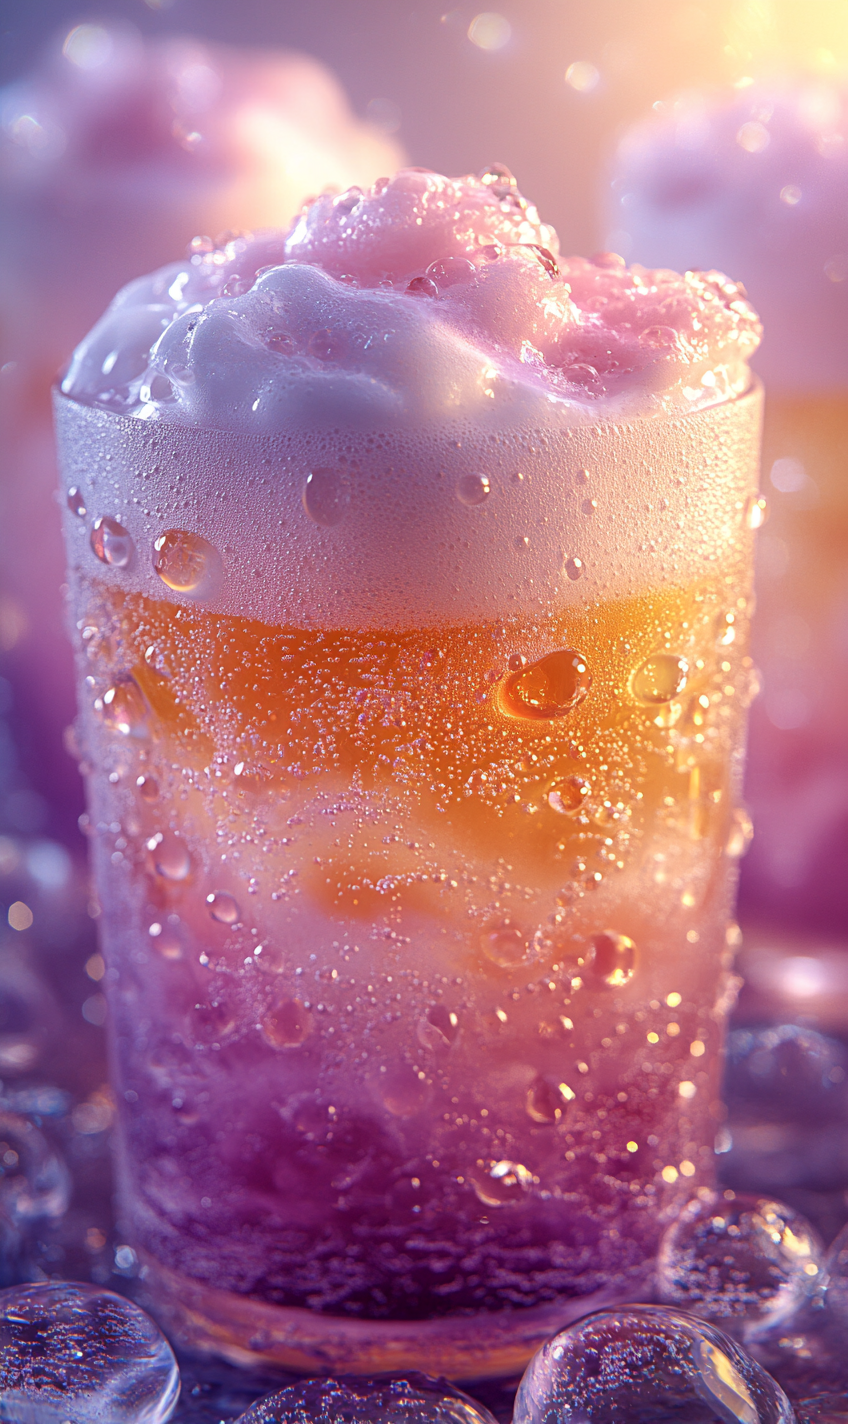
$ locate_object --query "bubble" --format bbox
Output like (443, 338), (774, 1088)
(632, 652), (689, 705)
(0, 1111), (70, 1224)
(481, 921), (535, 968)
(147, 832), (190, 881)
(67, 487), (86, 518)
(192, 1001), (236, 1045)
(514, 1306), (794, 1424)
(261, 998), (312, 1048)
(456, 473), (491, 505)
(548, 776), (590, 814)
(586, 931), (637, 987)
(136, 775), (159, 802)
(658, 1192), (822, 1342)
(206, 892), (240, 925)
(102, 681), (148, 738)
(90, 516), (133, 568)
(726, 808), (754, 859)
(416, 1004), (459, 1051)
(564, 556), (584, 580)
(152, 529), (220, 595)
(407, 276), (439, 297)
(303, 468), (350, 527)
(237, 1373), (497, 1424)
(470, 1159), (533, 1206)
(148, 922), (182, 960)
(822, 1221), (848, 1332)
(425, 256), (477, 287)
(501, 649), (591, 720)
(0, 1282), (179, 1424)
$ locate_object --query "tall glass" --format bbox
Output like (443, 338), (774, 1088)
(56, 171), (762, 1375)
(56, 380), (761, 1377)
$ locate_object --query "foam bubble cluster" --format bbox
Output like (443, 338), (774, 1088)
(608, 79), (848, 389)
(63, 166), (760, 430)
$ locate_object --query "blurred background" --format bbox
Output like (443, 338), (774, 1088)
(0, 1), (846, 1392)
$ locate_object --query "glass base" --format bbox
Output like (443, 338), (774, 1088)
(140, 1253), (649, 1380)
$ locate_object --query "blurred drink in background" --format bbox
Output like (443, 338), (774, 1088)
(58, 168), (762, 1376)
(607, 78), (848, 935)
(0, 21), (402, 841)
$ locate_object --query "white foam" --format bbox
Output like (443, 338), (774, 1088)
(607, 79), (848, 390)
(57, 168), (762, 628)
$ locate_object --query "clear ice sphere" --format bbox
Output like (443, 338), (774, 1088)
(657, 1191), (823, 1338)
(0, 1281), (180, 1424)
(513, 1305), (795, 1424)
(235, 1373), (499, 1424)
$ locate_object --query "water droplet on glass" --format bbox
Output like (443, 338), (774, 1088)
(657, 1192), (822, 1337)
(481, 921), (535, 969)
(470, 1159), (533, 1207)
(261, 998), (312, 1048)
(632, 652), (689, 705)
(526, 1078), (568, 1124)
(456, 473), (491, 505)
(564, 556), (584, 581)
(0, 1282), (179, 1424)
(746, 495), (768, 530)
(152, 529), (220, 594)
(501, 649), (591, 720)
(206, 892), (239, 924)
(717, 611), (737, 646)
(726, 808), (754, 859)
(513, 1305), (793, 1424)
(102, 681), (148, 738)
(381, 1067), (427, 1117)
(548, 776), (590, 814)
(90, 516), (133, 568)
(586, 931), (637, 987)
(67, 487), (86, 518)
(148, 922), (182, 960)
(236, 1374), (497, 1424)
(136, 775), (158, 802)
(416, 1004), (459, 1051)
(147, 832), (190, 881)
(303, 468), (350, 527)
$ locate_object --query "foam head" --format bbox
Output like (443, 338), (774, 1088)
(57, 167), (763, 630)
(607, 79), (848, 390)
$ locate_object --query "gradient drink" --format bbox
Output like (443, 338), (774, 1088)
(608, 79), (848, 931)
(58, 169), (762, 1377)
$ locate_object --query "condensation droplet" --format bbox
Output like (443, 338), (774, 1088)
(456, 473), (491, 506)
(148, 832), (190, 881)
(501, 649), (591, 720)
(90, 516), (133, 568)
(548, 776), (590, 814)
(381, 1067), (427, 1117)
(261, 998), (312, 1048)
(564, 556), (584, 581)
(206, 891), (239, 924)
(67, 487), (86, 518)
(303, 468), (349, 527)
(587, 931), (637, 987)
(725, 807), (754, 859)
(416, 1004), (459, 1051)
(526, 1078), (568, 1123)
(717, 611), (737, 646)
(136, 775), (158, 802)
(481, 921), (535, 969)
(632, 653), (689, 705)
(152, 529), (220, 594)
(471, 1159), (533, 1206)
(148, 922), (182, 960)
(102, 680), (148, 737)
